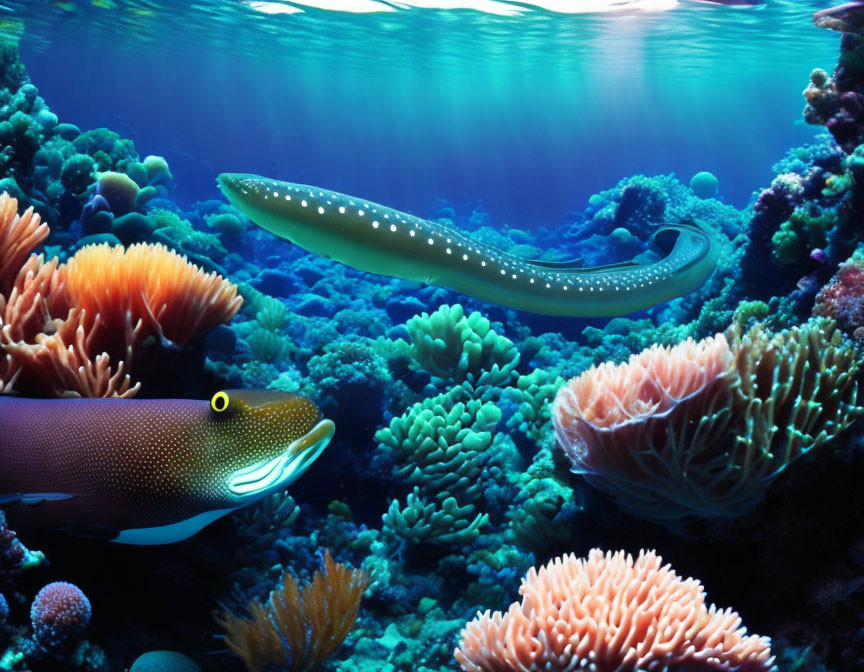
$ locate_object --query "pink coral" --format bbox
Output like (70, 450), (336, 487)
(552, 323), (860, 525)
(455, 549), (775, 672)
(813, 251), (864, 339)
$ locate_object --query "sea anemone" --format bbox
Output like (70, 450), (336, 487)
(553, 320), (860, 525)
(455, 549), (775, 672)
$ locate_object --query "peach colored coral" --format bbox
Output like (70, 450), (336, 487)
(454, 549), (775, 672)
(0, 192), (48, 296)
(58, 242), (242, 350)
(4, 309), (140, 398)
(556, 334), (733, 431)
(552, 323), (860, 526)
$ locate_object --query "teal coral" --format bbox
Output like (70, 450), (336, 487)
(393, 304), (519, 387)
(382, 488), (488, 546)
(376, 384), (502, 545)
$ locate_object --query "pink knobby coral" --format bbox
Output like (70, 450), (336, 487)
(455, 549), (775, 672)
(553, 321), (860, 525)
(813, 250), (864, 340)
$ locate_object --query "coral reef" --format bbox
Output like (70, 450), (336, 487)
(553, 320), (861, 527)
(455, 549), (775, 672)
(30, 582), (92, 650)
(0, 191), (241, 397)
(3, 30), (864, 672)
(219, 550), (368, 672)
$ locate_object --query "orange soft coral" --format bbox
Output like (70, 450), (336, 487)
(0, 192), (242, 398)
(0, 192), (48, 296)
(58, 242), (242, 352)
(455, 549), (775, 672)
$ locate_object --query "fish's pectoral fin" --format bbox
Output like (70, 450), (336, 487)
(21, 493), (75, 505)
(54, 523), (120, 541)
(0, 493), (74, 506)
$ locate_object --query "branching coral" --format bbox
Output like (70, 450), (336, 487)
(0, 190), (46, 294)
(454, 549), (776, 672)
(553, 319), (861, 526)
(503, 369), (564, 444)
(0, 192), (241, 397)
(218, 550), (368, 672)
(394, 304), (519, 387)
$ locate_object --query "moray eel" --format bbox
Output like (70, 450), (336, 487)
(218, 173), (718, 317)
(0, 390), (334, 544)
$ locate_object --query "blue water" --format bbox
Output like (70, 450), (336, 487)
(9, 0), (839, 226)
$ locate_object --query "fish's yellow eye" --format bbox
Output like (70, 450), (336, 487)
(211, 391), (230, 412)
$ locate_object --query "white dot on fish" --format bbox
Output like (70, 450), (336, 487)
(500, 270), (505, 275)
(390, 224), (397, 232)
(273, 191), (279, 197)
(462, 254), (468, 261)
(373, 221), (379, 228)
(446, 248), (452, 254)
(301, 200), (308, 207)
(358, 210), (365, 216)
(481, 261), (486, 266)
(428, 238), (434, 245)
(318, 206), (325, 214)
(285, 195), (291, 201)
(410, 230), (416, 237)
(339, 206), (345, 214)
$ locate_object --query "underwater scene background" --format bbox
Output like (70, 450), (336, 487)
(0, 0), (863, 671)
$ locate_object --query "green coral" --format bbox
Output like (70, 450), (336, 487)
(254, 294), (288, 332)
(245, 329), (290, 364)
(59, 153), (95, 196)
(376, 385), (501, 505)
(503, 368), (564, 444)
(150, 208), (227, 257)
(394, 304), (519, 387)
(771, 203), (837, 266)
(382, 488), (488, 546)
(376, 384), (503, 546)
(505, 477), (579, 554)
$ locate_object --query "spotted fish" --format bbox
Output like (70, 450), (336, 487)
(218, 173), (718, 317)
(0, 390), (334, 544)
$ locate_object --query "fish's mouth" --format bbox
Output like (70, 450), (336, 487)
(227, 419), (335, 498)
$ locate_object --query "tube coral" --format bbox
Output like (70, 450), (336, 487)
(218, 550), (368, 672)
(553, 320), (861, 525)
(454, 549), (775, 672)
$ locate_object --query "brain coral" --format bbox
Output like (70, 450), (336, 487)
(454, 549), (775, 672)
(553, 319), (860, 525)
(30, 581), (91, 650)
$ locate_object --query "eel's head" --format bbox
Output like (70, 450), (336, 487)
(206, 389), (335, 504)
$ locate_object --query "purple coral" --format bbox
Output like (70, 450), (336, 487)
(30, 582), (92, 649)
